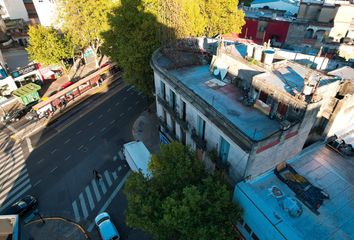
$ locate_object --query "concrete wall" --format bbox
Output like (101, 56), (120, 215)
(0, 0), (28, 21)
(285, 22), (307, 45)
(298, 3), (321, 21)
(32, 0), (57, 27)
(317, 6), (337, 23)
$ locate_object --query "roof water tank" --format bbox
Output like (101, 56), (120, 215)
(253, 46), (263, 61)
(247, 44), (255, 58)
(263, 49), (275, 65)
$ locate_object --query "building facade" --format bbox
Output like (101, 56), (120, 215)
(0, 0), (28, 21)
(151, 39), (342, 182)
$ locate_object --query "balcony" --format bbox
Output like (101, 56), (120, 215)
(191, 128), (207, 150)
(158, 117), (177, 142)
(157, 95), (188, 130)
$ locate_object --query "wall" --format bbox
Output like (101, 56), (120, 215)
(317, 5), (337, 23)
(285, 22), (307, 45)
(239, 19), (259, 40)
(32, 0), (57, 27)
(264, 21), (290, 43)
(154, 71), (250, 181)
(297, 3), (321, 21)
(0, 0), (28, 21)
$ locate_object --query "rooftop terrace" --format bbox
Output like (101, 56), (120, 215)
(237, 144), (354, 239)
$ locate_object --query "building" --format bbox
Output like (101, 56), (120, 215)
(0, 215), (19, 240)
(31, 0), (57, 27)
(250, 0), (299, 15)
(151, 38), (342, 182)
(234, 144), (354, 239)
(0, 0), (28, 21)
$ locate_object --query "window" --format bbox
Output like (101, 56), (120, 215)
(197, 115), (206, 140)
(258, 91), (268, 103)
(160, 81), (166, 100)
(251, 233), (260, 240)
(170, 89), (176, 111)
(181, 100), (186, 121)
(244, 223), (252, 234)
(219, 136), (230, 162)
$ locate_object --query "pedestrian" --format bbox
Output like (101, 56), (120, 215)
(93, 169), (102, 181)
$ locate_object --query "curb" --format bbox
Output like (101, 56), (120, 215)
(24, 216), (90, 239)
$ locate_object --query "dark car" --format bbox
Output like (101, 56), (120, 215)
(3, 195), (38, 215)
(2, 101), (38, 124)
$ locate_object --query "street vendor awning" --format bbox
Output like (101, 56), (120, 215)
(12, 83), (41, 97)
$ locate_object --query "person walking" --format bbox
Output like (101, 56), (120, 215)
(93, 169), (102, 181)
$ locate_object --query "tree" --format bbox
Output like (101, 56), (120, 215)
(204, 0), (245, 37)
(26, 25), (74, 71)
(103, 0), (245, 94)
(102, 0), (165, 94)
(56, 0), (113, 65)
(124, 142), (242, 240)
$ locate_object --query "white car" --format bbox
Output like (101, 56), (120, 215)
(95, 212), (120, 240)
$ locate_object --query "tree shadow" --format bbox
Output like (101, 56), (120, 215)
(101, 0), (176, 95)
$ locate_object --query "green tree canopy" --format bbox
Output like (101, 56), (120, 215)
(56, 0), (112, 52)
(124, 142), (242, 240)
(103, 0), (245, 94)
(26, 25), (73, 70)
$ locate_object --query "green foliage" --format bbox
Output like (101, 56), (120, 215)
(103, 0), (245, 94)
(57, 0), (112, 51)
(204, 0), (245, 37)
(124, 142), (242, 240)
(26, 25), (73, 69)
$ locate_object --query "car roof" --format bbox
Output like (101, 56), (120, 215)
(99, 220), (119, 240)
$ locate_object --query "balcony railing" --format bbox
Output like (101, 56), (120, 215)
(158, 117), (177, 142)
(191, 128), (207, 150)
(157, 95), (188, 130)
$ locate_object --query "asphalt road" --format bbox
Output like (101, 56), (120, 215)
(0, 84), (150, 239)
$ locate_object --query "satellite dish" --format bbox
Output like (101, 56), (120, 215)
(213, 68), (220, 76)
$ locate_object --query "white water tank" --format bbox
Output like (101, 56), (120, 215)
(262, 49), (275, 65)
(253, 46), (263, 61)
(247, 44), (255, 58)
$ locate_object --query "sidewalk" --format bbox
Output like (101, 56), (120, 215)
(132, 104), (160, 153)
(23, 217), (88, 240)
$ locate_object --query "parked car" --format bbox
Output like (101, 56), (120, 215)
(2, 195), (38, 215)
(95, 212), (120, 240)
(1, 101), (38, 124)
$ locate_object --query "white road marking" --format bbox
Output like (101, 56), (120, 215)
(50, 166), (58, 173)
(115, 102), (120, 106)
(110, 120), (116, 125)
(78, 145), (84, 150)
(85, 186), (95, 210)
(107, 108), (111, 112)
(76, 130), (82, 135)
(88, 122), (94, 126)
(127, 86), (134, 91)
(135, 100), (139, 105)
(0, 178), (30, 202)
(119, 113), (124, 117)
(100, 127), (106, 133)
(123, 97), (127, 101)
(91, 179), (101, 202)
(87, 171), (131, 232)
(33, 179), (42, 187)
(98, 114), (103, 119)
(51, 149), (58, 154)
(26, 138), (33, 152)
(37, 158), (44, 164)
(64, 155), (71, 161)
(118, 166), (122, 172)
(104, 170), (112, 187)
(138, 92), (142, 96)
(72, 200), (80, 222)
(0, 146), (22, 159)
(112, 171), (117, 180)
(99, 179), (107, 194)
(64, 138), (71, 144)
(128, 107), (132, 111)
(1, 172), (28, 191)
(0, 159), (26, 180)
(0, 184), (32, 212)
(79, 193), (89, 219)
(89, 136), (96, 141)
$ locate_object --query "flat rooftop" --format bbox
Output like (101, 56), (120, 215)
(237, 144), (354, 239)
(169, 65), (280, 141)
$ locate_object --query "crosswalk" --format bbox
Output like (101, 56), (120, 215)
(71, 165), (126, 222)
(0, 132), (31, 212)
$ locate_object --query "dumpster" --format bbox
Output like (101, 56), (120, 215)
(12, 83), (41, 105)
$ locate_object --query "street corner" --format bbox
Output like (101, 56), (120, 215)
(23, 217), (89, 240)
